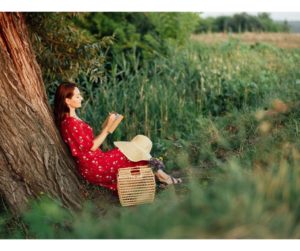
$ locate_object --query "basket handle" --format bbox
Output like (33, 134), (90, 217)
(129, 166), (149, 177)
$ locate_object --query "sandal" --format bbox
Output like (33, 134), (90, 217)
(170, 176), (182, 184)
(156, 175), (182, 188)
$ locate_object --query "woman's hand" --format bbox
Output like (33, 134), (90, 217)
(92, 113), (117, 150)
(105, 113), (117, 131)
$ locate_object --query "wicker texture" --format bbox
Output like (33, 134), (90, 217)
(117, 166), (156, 206)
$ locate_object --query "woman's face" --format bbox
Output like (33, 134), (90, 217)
(65, 87), (83, 109)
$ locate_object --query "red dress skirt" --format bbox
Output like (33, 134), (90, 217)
(60, 115), (148, 191)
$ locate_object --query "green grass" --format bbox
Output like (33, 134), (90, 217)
(1, 38), (300, 238)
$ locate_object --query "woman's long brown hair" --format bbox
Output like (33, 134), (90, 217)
(54, 82), (77, 129)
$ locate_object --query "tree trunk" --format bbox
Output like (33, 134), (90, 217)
(0, 13), (84, 215)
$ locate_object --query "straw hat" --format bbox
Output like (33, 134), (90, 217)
(114, 135), (152, 162)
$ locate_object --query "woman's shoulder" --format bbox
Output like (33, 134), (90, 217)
(62, 115), (89, 128)
(61, 115), (77, 127)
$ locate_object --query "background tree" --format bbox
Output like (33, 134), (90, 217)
(24, 13), (113, 102)
(73, 12), (199, 61)
(195, 12), (291, 33)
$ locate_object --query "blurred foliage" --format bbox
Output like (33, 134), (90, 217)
(2, 116), (300, 238)
(196, 12), (290, 33)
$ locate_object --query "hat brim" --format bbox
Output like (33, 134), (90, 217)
(114, 141), (152, 162)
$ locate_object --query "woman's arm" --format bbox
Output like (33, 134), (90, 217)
(90, 113), (116, 151)
(90, 129), (109, 151)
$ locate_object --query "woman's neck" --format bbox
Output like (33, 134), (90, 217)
(69, 108), (78, 118)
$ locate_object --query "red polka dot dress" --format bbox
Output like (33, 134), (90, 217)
(60, 115), (148, 191)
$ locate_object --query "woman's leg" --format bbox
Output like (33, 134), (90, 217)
(101, 148), (181, 189)
(154, 169), (182, 185)
(148, 157), (182, 185)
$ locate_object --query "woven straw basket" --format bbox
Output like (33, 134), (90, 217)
(117, 166), (156, 206)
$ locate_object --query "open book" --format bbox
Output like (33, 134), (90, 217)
(101, 112), (124, 134)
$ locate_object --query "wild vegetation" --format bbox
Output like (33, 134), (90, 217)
(1, 13), (300, 238)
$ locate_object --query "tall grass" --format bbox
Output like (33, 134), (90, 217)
(2, 38), (300, 238)
(76, 39), (300, 166)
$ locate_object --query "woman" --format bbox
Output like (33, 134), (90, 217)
(54, 82), (182, 192)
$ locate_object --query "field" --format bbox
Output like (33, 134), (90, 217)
(191, 32), (300, 49)
(1, 32), (300, 239)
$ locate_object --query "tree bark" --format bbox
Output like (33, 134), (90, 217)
(0, 13), (84, 215)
